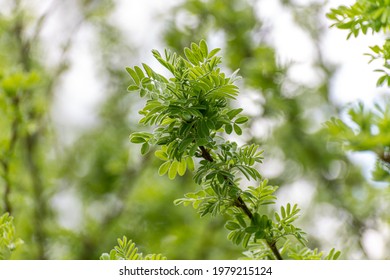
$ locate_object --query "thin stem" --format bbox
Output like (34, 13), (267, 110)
(198, 146), (283, 260)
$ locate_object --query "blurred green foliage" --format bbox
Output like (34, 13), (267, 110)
(0, 213), (23, 259)
(0, 0), (389, 260)
(327, 0), (390, 183)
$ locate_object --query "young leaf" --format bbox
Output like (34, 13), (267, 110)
(130, 136), (145, 144)
(225, 124), (233, 134)
(199, 39), (208, 57)
(225, 221), (241, 230)
(155, 150), (168, 161)
(235, 116), (248, 124)
(227, 108), (243, 119)
(168, 161), (179, 180)
(141, 142), (150, 155)
(208, 47), (221, 59)
(177, 159), (187, 176)
(126, 67), (140, 85)
(127, 85), (139, 91)
(186, 156), (195, 171)
(158, 161), (171, 176)
(233, 124), (242, 135)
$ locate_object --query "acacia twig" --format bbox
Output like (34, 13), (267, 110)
(198, 146), (283, 260)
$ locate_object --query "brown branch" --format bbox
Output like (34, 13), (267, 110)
(268, 241), (283, 260)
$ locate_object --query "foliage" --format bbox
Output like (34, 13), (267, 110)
(328, 0), (390, 87)
(2, 0), (389, 260)
(327, 0), (390, 38)
(162, 0), (383, 259)
(1, 0), (245, 260)
(327, 1), (390, 183)
(0, 213), (23, 260)
(326, 102), (390, 182)
(100, 236), (166, 260)
(128, 40), (339, 260)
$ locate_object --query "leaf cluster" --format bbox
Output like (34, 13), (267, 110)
(0, 213), (23, 260)
(242, 239), (341, 260)
(127, 40), (339, 260)
(129, 40), (246, 160)
(328, 1), (390, 87)
(366, 40), (390, 87)
(325, 101), (390, 181)
(100, 236), (166, 260)
(225, 181), (307, 253)
(327, 0), (390, 39)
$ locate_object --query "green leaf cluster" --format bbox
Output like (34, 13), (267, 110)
(100, 236), (166, 260)
(328, 1), (390, 87)
(129, 40), (245, 162)
(0, 71), (40, 97)
(0, 213), (23, 260)
(366, 40), (390, 86)
(327, 0), (390, 39)
(325, 102), (390, 182)
(287, 246), (341, 260)
(127, 40), (339, 260)
(224, 182), (306, 253)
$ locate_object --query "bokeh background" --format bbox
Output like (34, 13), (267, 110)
(1, 0), (389, 259)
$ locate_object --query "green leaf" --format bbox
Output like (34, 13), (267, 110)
(158, 161), (171, 176)
(141, 142), (150, 155)
(186, 157), (195, 171)
(227, 108), (243, 119)
(168, 161), (178, 180)
(127, 85), (139, 91)
(178, 138), (194, 153)
(242, 233), (251, 248)
(184, 47), (198, 65)
(208, 47), (221, 59)
(370, 45), (381, 54)
(236, 215), (247, 228)
(177, 159), (187, 176)
(377, 75), (388, 87)
(333, 251), (341, 260)
(225, 124), (233, 134)
(196, 138), (209, 146)
(134, 66), (145, 80)
(225, 221), (241, 230)
(199, 39), (208, 57)
(142, 63), (155, 78)
(198, 119), (209, 138)
(245, 226), (258, 233)
(126, 67), (140, 85)
(235, 116), (248, 124)
(130, 136), (145, 144)
(233, 124), (242, 135)
(155, 150), (168, 161)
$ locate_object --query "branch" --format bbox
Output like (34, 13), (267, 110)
(267, 241), (283, 260)
(198, 146), (283, 260)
